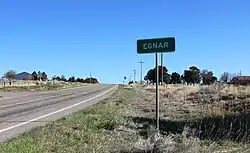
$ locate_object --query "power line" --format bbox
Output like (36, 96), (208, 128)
(138, 60), (145, 84)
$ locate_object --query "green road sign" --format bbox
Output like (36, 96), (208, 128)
(137, 37), (175, 54)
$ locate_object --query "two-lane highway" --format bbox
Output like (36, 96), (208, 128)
(0, 84), (117, 142)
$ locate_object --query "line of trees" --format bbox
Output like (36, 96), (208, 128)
(144, 65), (240, 85)
(144, 66), (219, 85)
(219, 72), (239, 83)
(2, 70), (98, 84)
(52, 75), (99, 84)
(2, 70), (48, 81)
(31, 71), (48, 81)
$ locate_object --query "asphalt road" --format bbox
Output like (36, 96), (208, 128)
(0, 84), (117, 142)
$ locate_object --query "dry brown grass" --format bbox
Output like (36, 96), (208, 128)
(127, 84), (250, 152)
(131, 127), (202, 153)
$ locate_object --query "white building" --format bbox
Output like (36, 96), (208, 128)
(0, 77), (9, 86)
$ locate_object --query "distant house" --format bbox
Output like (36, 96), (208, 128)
(231, 76), (250, 85)
(0, 77), (9, 84)
(15, 72), (33, 80)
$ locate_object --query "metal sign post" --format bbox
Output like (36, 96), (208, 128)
(161, 53), (164, 85)
(137, 37), (176, 131)
(155, 53), (159, 130)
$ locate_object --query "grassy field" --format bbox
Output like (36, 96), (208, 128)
(1, 84), (250, 152)
(0, 81), (86, 92)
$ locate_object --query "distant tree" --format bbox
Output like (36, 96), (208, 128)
(52, 76), (61, 81)
(84, 77), (99, 84)
(144, 69), (154, 83)
(144, 66), (171, 84)
(4, 70), (16, 85)
(32, 71), (38, 80)
(189, 66), (201, 84)
(4, 70), (16, 80)
(128, 81), (134, 85)
(159, 66), (171, 84)
(220, 72), (229, 83)
(68, 77), (71, 82)
(4, 70), (16, 86)
(76, 77), (85, 83)
(61, 75), (67, 82)
(212, 76), (218, 83)
(56, 76), (61, 81)
(183, 70), (193, 84)
(41, 72), (47, 81)
(170, 72), (181, 84)
(76, 77), (81, 82)
(68, 76), (76, 82)
(229, 73), (237, 82)
(52, 75), (56, 80)
(201, 69), (208, 84)
(201, 70), (214, 85)
(181, 74), (185, 84)
(182, 66), (201, 85)
(37, 71), (42, 81)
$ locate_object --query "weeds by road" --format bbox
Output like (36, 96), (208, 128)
(1, 85), (250, 152)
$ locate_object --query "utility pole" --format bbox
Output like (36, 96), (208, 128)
(90, 72), (92, 84)
(138, 60), (145, 84)
(133, 70), (136, 83)
(161, 53), (163, 85)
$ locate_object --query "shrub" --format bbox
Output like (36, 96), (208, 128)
(128, 81), (134, 85)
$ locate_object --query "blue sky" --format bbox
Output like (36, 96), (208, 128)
(0, 0), (250, 84)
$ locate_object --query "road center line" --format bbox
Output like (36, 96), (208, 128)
(0, 85), (90, 101)
(0, 85), (117, 134)
(0, 93), (72, 108)
(0, 85), (108, 108)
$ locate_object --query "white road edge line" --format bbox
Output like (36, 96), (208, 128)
(0, 84), (92, 101)
(0, 85), (117, 134)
